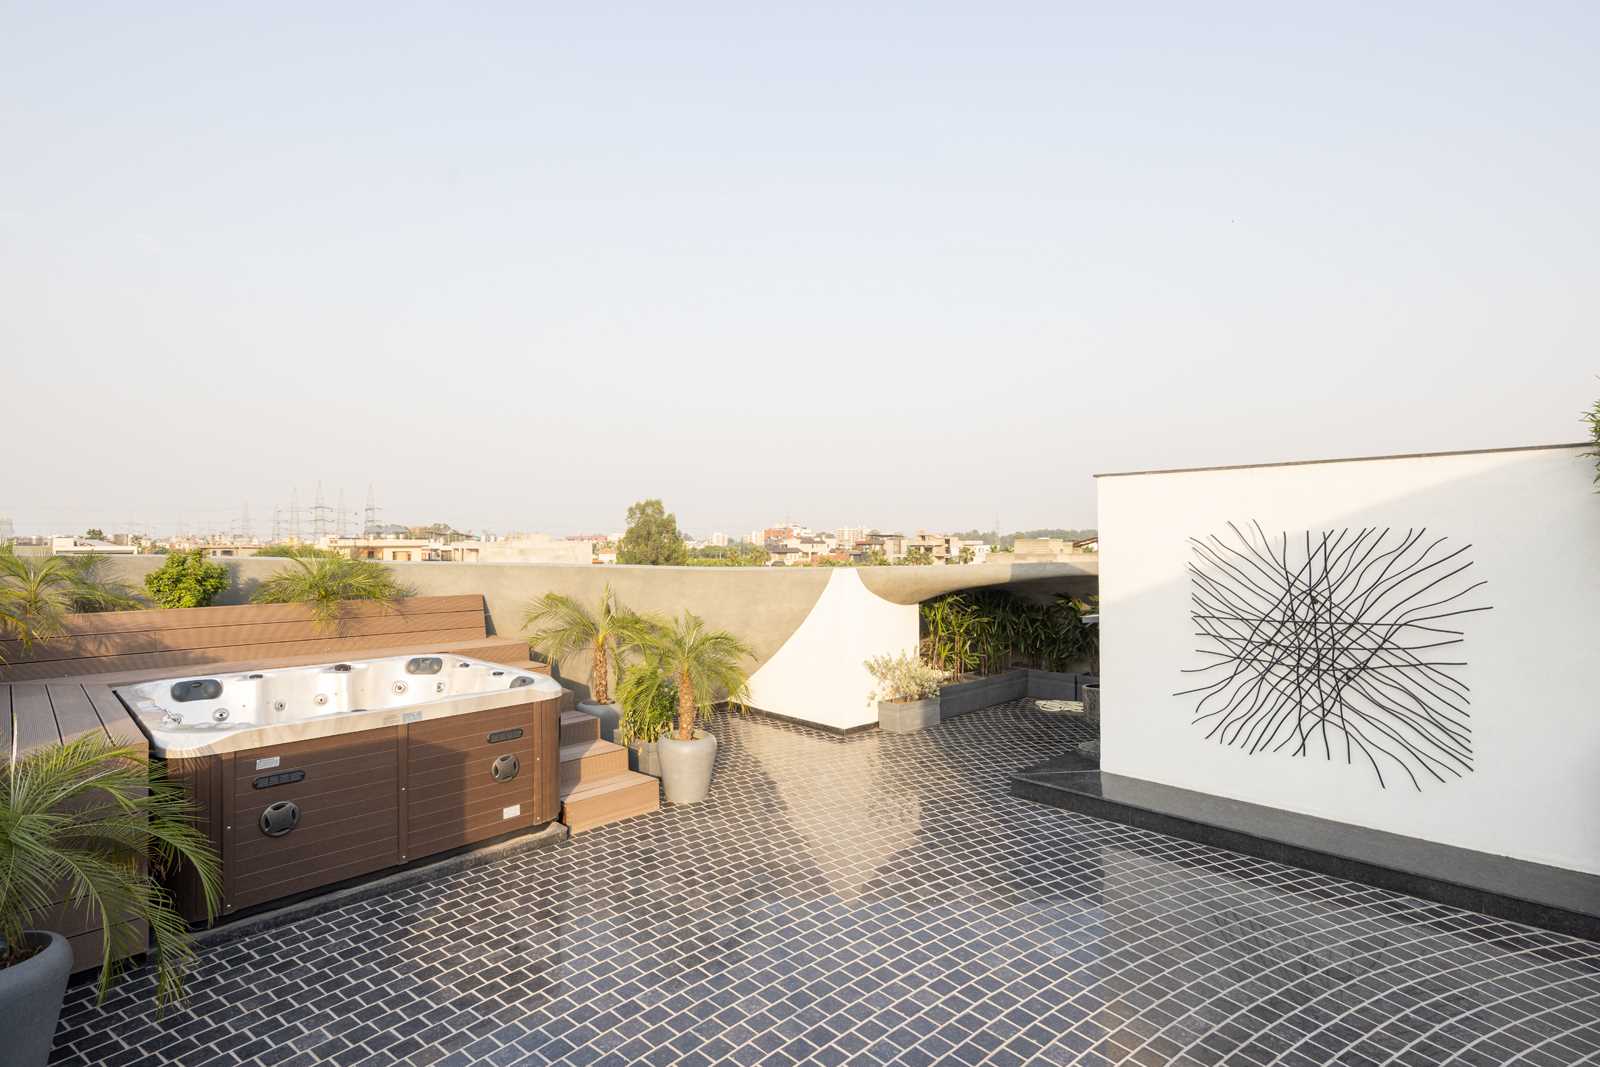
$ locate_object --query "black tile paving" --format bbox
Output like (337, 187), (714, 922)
(50, 701), (1600, 1065)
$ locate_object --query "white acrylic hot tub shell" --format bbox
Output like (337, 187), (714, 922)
(115, 654), (564, 758)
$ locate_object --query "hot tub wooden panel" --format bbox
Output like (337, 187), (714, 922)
(166, 694), (561, 921)
(226, 731), (400, 911)
(405, 702), (545, 859)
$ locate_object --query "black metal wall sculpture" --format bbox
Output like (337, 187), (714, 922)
(1178, 521), (1491, 790)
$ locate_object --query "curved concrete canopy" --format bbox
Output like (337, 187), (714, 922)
(855, 561), (1097, 605)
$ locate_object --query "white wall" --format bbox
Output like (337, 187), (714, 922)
(1099, 444), (1600, 875)
(746, 568), (920, 731)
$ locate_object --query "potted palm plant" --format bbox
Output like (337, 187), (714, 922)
(1, 736), (221, 1067)
(251, 554), (415, 630)
(522, 585), (656, 742)
(615, 663), (676, 777)
(645, 612), (752, 805)
(865, 652), (945, 733)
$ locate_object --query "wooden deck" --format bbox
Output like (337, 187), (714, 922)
(2, 681), (150, 972)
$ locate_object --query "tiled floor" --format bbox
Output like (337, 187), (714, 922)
(52, 702), (1600, 1066)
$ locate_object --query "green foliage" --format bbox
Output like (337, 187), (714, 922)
(636, 612), (753, 739)
(894, 547), (935, 566)
(616, 662), (677, 745)
(865, 652), (945, 703)
(1586, 392), (1600, 488)
(617, 499), (688, 565)
(521, 585), (658, 704)
(83, 528), (105, 541)
(920, 590), (1097, 677)
(0, 551), (145, 655)
(0, 735), (220, 1007)
(250, 555), (414, 629)
(684, 543), (769, 567)
(860, 548), (890, 566)
(252, 543), (339, 559)
(143, 550), (230, 609)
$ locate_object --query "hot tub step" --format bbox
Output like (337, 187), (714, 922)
(560, 710), (601, 746)
(561, 772), (660, 834)
(559, 739), (629, 792)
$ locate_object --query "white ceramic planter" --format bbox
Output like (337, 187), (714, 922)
(657, 731), (717, 804)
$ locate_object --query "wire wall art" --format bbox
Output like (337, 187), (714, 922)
(1177, 521), (1492, 790)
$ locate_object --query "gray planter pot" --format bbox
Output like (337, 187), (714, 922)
(577, 702), (621, 743)
(878, 697), (940, 734)
(0, 930), (72, 1067)
(1082, 684), (1100, 729)
(628, 739), (661, 778)
(657, 731), (718, 804)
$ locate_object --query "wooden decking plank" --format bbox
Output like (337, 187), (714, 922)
(0, 608), (489, 666)
(0, 685), (12, 761)
(47, 684), (108, 745)
(26, 594), (484, 638)
(83, 684), (147, 754)
(11, 683), (60, 756)
(0, 626), (489, 681)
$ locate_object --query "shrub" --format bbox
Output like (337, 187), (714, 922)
(865, 652), (945, 704)
(616, 663), (678, 745)
(142, 550), (229, 609)
(919, 590), (1096, 676)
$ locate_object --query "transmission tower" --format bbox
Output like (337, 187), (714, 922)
(363, 484), (380, 538)
(310, 481), (334, 541)
(290, 489), (302, 543)
(336, 489), (347, 539)
(271, 506), (282, 543)
(240, 501), (253, 542)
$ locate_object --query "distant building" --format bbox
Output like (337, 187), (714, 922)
(445, 534), (594, 565)
(195, 542), (265, 558)
(326, 537), (445, 562)
(710, 531), (728, 547)
(50, 536), (138, 556)
(1012, 537), (1098, 562)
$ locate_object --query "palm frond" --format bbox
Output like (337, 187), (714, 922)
(0, 735), (221, 1008)
(251, 556), (414, 631)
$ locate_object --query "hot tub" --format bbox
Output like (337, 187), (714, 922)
(115, 654), (566, 919)
(116, 653), (562, 758)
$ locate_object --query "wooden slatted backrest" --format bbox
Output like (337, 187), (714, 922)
(0, 595), (489, 683)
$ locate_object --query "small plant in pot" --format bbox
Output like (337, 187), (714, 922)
(644, 612), (753, 805)
(865, 652), (946, 733)
(1, 736), (221, 1067)
(522, 585), (656, 743)
(616, 664), (677, 777)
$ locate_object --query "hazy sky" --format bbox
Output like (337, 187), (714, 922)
(3, 4), (1595, 539)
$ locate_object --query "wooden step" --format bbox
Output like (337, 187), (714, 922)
(561, 772), (660, 834)
(559, 739), (629, 792)
(560, 710), (600, 746)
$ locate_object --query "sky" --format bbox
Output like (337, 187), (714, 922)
(2, 3), (1596, 540)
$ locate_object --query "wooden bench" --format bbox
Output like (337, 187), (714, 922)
(2, 682), (151, 972)
(0, 594), (534, 684)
